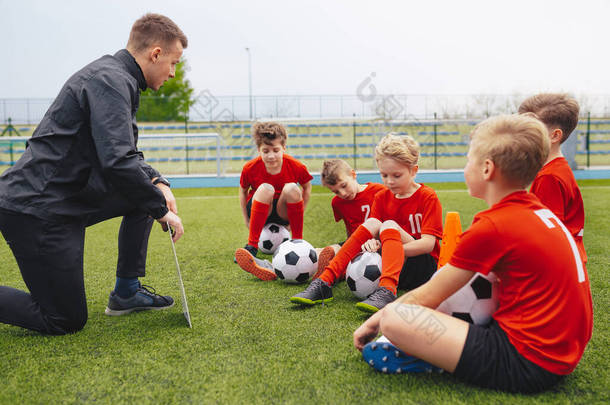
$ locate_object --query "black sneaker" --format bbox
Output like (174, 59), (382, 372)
(105, 284), (174, 316)
(234, 244), (258, 263)
(290, 278), (333, 306)
(355, 287), (396, 313)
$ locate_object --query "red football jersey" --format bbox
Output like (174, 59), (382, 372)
(332, 182), (386, 236)
(530, 157), (586, 263)
(450, 191), (593, 375)
(240, 154), (313, 200)
(370, 185), (443, 260)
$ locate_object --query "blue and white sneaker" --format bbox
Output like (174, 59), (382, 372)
(362, 335), (443, 374)
(105, 284), (174, 316)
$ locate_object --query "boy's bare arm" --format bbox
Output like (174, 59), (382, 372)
(402, 234), (437, 257)
(301, 181), (312, 209)
(238, 186), (249, 228)
(394, 264), (474, 309)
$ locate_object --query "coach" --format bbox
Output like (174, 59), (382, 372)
(0, 14), (186, 335)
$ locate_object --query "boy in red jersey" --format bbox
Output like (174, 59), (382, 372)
(234, 122), (313, 280)
(518, 93), (587, 263)
(292, 134), (443, 312)
(313, 159), (386, 278)
(353, 115), (593, 394)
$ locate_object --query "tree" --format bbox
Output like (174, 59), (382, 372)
(137, 60), (194, 122)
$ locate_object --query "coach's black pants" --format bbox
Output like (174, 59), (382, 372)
(0, 196), (154, 335)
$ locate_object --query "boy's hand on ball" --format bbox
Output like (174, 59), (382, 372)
(158, 211), (184, 242)
(361, 238), (381, 252)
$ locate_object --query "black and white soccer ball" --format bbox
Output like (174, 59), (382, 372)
(258, 223), (290, 254)
(272, 239), (318, 283)
(435, 270), (499, 325)
(346, 251), (382, 299)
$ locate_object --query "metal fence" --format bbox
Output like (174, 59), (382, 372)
(5, 94), (610, 124)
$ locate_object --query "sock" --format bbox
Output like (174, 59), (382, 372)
(320, 225), (373, 285)
(247, 200), (270, 248)
(114, 276), (140, 298)
(378, 228), (405, 295)
(286, 200), (304, 239)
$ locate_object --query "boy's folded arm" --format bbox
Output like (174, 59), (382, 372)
(301, 181), (312, 209)
(394, 263), (474, 309)
(238, 186), (249, 225)
(402, 234), (436, 257)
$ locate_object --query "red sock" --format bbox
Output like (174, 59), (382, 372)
(247, 200), (270, 248)
(286, 200), (304, 239)
(378, 228), (404, 295)
(320, 225), (373, 285)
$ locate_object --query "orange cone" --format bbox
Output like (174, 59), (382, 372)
(437, 212), (462, 269)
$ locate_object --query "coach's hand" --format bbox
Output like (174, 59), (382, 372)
(156, 183), (178, 214)
(158, 211), (184, 242)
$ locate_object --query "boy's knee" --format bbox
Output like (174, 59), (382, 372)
(380, 303), (416, 341)
(380, 220), (400, 233)
(363, 218), (382, 233)
(282, 183), (302, 201)
(254, 183), (275, 200)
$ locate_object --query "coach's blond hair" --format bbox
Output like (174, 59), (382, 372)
(321, 159), (353, 186)
(375, 133), (419, 167)
(518, 93), (579, 143)
(470, 114), (550, 187)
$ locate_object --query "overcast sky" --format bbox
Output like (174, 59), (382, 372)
(2, 0), (609, 99)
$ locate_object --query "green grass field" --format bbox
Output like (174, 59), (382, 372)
(0, 180), (608, 404)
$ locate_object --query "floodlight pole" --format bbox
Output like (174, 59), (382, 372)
(246, 47), (253, 120)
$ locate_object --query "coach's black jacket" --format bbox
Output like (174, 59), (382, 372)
(0, 49), (168, 221)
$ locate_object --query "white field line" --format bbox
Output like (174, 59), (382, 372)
(177, 185), (610, 200)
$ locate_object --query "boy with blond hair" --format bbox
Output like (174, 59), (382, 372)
(292, 134), (443, 312)
(313, 159), (386, 278)
(353, 115), (593, 393)
(235, 122), (313, 280)
(518, 93), (587, 262)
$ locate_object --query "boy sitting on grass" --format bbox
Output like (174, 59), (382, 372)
(518, 93), (587, 264)
(313, 159), (386, 279)
(235, 122), (312, 280)
(353, 114), (593, 394)
(292, 134), (443, 312)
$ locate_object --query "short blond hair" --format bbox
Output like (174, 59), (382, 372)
(321, 159), (353, 186)
(470, 114), (549, 187)
(518, 93), (579, 143)
(127, 13), (188, 53)
(375, 133), (419, 167)
(252, 122), (287, 147)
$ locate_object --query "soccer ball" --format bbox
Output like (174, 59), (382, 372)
(258, 223), (290, 254)
(346, 251), (382, 299)
(272, 239), (318, 283)
(435, 270), (499, 325)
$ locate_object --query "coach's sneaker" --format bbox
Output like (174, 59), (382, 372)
(235, 247), (277, 281)
(290, 278), (333, 305)
(234, 244), (258, 263)
(362, 335), (443, 374)
(312, 246), (335, 280)
(355, 287), (396, 313)
(105, 284), (174, 316)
